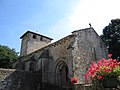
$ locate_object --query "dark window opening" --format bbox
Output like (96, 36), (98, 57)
(33, 35), (36, 39)
(29, 62), (34, 71)
(93, 47), (97, 60)
(40, 36), (43, 41)
(22, 63), (25, 70)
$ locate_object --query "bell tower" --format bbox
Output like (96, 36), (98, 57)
(20, 31), (53, 56)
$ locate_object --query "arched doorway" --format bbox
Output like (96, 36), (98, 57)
(55, 60), (68, 88)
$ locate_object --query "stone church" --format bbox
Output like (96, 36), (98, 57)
(0, 27), (107, 90)
(14, 27), (107, 88)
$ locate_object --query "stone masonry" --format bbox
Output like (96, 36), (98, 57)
(0, 27), (108, 90)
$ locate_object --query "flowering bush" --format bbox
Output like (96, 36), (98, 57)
(85, 54), (120, 81)
(70, 77), (78, 85)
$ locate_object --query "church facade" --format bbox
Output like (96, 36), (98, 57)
(14, 27), (107, 89)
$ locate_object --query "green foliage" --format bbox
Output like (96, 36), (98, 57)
(0, 45), (18, 68)
(101, 19), (120, 61)
(113, 66), (120, 75)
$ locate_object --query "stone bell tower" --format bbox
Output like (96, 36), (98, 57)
(20, 31), (53, 56)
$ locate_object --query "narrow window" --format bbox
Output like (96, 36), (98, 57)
(29, 61), (34, 71)
(22, 63), (25, 70)
(33, 34), (36, 39)
(93, 47), (97, 60)
(40, 36), (43, 41)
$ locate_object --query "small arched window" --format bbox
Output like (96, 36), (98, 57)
(33, 34), (36, 39)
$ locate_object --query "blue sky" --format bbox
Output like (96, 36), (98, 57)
(0, 0), (77, 52)
(0, 0), (120, 53)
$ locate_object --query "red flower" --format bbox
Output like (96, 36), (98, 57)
(85, 54), (120, 82)
(70, 77), (78, 84)
(108, 54), (112, 58)
(97, 75), (102, 80)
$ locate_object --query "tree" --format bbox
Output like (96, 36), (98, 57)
(101, 19), (120, 61)
(0, 45), (18, 68)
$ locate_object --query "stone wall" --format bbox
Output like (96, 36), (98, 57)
(20, 34), (27, 56)
(27, 41), (50, 55)
(0, 68), (38, 90)
(26, 32), (52, 55)
(48, 35), (75, 86)
(0, 68), (69, 90)
(72, 28), (108, 84)
(20, 31), (52, 56)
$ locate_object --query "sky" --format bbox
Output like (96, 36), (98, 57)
(0, 0), (120, 53)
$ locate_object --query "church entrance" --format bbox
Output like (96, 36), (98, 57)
(55, 60), (68, 88)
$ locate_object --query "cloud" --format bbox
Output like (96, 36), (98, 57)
(48, 0), (120, 41)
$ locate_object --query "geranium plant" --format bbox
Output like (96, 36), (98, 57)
(85, 54), (120, 82)
(70, 77), (78, 85)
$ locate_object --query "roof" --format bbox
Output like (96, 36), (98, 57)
(20, 31), (53, 40)
(72, 27), (100, 37)
(72, 27), (93, 33)
(19, 34), (75, 58)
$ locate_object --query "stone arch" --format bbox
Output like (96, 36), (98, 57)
(28, 55), (35, 72)
(55, 60), (68, 88)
